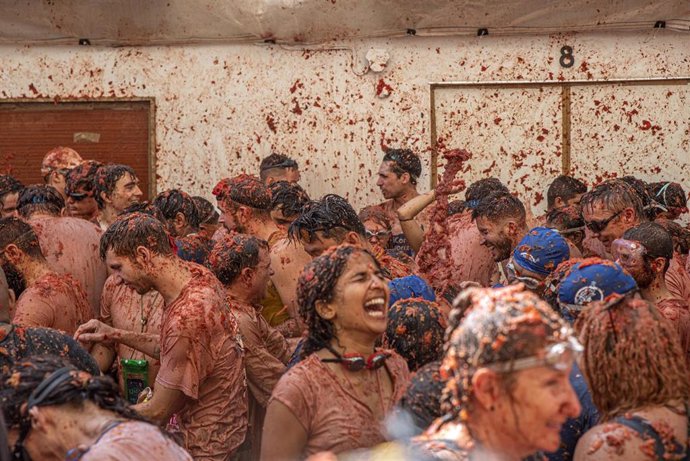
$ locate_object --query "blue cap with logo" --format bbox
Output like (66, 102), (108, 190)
(513, 227), (570, 277)
(558, 259), (637, 307)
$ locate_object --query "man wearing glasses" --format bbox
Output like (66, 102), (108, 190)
(581, 179), (690, 303)
(40, 146), (83, 202)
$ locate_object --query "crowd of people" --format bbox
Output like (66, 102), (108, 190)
(0, 144), (687, 461)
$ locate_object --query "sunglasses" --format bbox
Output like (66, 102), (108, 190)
(487, 336), (583, 373)
(67, 192), (89, 202)
(584, 209), (623, 233)
(365, 229), (391, 239)
(505, 260), (542, 290)
(322, 350), (391, 372)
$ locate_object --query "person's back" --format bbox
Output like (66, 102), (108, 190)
(447, 210), (497, 286)
(79, 420), (192, 461)
(28, 215), (107, 316)
(13, 271), (92, 335)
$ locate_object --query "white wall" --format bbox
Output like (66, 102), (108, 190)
(1, 30), (688, 212)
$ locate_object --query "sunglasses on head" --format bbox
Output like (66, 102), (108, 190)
(486, 336), (583, 373)
(584, 209), (623, 233)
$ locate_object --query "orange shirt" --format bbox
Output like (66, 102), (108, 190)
(270, 352), (410, 457)
(156, 264), (247, 460)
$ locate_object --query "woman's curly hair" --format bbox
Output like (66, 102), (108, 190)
(297, 244), (381, 358)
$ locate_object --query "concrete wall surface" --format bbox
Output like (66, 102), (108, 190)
(1, 30), (688, 213)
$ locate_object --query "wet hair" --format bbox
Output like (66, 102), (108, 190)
(442, 285), (571, 420)
(259, 153), (299, 182)
(99, 212), (173, 260)
(17, 185), (64, 218)
(399, 360), (447, 432)
(466, 178), (510, 203)
(297, 244), (381, 358)
(546, 175), (587, 210)
(212, 174), (271, 211)
(93, 164), (137, 210)
(580, 179), (646, 222)
(269, 181), (310, 219)
(620, 175), (658, 220)
(0, 175), (24, 202)
(289, 194), (366, 243)
(546, 205), (584, 231)
(445, 179), (510, 215)
(383, 148), (422, 186)
(208, 234), (269, 286)
(471, 191), (526, 225)
(118, 201), (166, 222)
(65, 160), (102, 198)
(0, 217), (44, 260)
(358, 206), (392, 231)
(576, 296), (689, 421)
(192, 196), (219, 225)
(153, 189), (201, 230)
(648, 181), (688, 213)
(0, 355), (156, 454)
(622, 222), (674, 272)
(655, 219), (690, 255)
(383, 298), (447, 372)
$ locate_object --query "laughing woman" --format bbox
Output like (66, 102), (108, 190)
(261, 244), (410, 460)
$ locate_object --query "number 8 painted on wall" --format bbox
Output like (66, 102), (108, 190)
(560, 46), (574, 68)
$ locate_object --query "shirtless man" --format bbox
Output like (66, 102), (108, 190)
(370, 148), (429, 255)
(65, 160), (102, 222)
(259, 153), (301, 185)
(546, 175), (587, 211)
(0, 266), (99, 376)
(213, 175), (311, 333)
(0, 175), (24, 218)
(0, 217), (92, 335)
(41, 146), (83, 201)
(76, 213), (247, 460)
(17, 185), (107, 316)
(93, 164), (143, 230)
(472, 191), (529, 285)
(209, 233), (289, 458)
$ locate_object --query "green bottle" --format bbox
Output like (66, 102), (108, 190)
(121, 359), (149, 404)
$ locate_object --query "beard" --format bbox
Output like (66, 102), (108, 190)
(493, 236), (514, 262)
(632, 261), (656, 289)
(2, 262), (26, 298)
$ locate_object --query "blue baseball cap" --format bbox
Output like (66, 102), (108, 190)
(558, 259), (637, 307)
(388, 275), (436, 306)
(513, 227), (570, 277)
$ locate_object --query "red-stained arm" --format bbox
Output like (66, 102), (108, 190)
(261, 400), (308, 461)
(75, 319), (160, 359)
